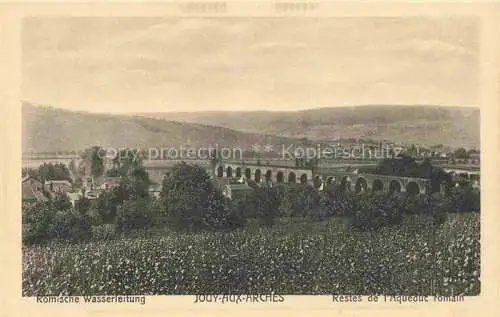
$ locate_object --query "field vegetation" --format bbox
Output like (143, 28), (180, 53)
(22, 155), (480, 296)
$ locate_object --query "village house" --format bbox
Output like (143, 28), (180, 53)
(82, 175), (121, 191)
(22, 176), (48, 204)
(66, 189), (99, 208)
(82, 175), (93, 190)
(222, 182), (254, 200)
(96, 177), (121, 191)
(148, 183), (162, 199)
(84, 189), (100, 200)
(67, 191), (83, 208)
(212, 177), (254, 200)
(44, 180), (72, 196)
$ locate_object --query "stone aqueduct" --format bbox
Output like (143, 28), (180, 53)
(214, 162), (432, 195)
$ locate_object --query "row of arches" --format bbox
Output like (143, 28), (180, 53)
(317, 176), (421, 196)
(216, 166), (423, 195)
(216, 166), (309, 184)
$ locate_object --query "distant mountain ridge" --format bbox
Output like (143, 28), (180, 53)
(22, 102), (480, 154)
(135, 105), (480, 149)
(22, 102), (298, 154)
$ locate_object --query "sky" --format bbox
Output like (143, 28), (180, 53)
(22, 17), (479, 113)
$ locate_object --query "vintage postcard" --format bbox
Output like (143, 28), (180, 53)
(1, 0), (499, 316)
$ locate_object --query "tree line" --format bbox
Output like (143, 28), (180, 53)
(22, 157), (480, 246)
(23, 162), (72, 182)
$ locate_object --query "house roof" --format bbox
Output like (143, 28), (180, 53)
(96, 177), (122, 186)
(148, 184), (162, 191)
(213, 177), (246, 186)
(67, 192), (82, 200)
(22, 186), (38, 200)
(45, 180), (72, 186)
(22, 184), (48, 202)
(22, 175), (41, 184)
(32, 190), (48, 202)
(22, 176), (48, 201)
(225, 183), (253, 191)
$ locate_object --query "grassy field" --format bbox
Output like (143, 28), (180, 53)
(22, 213), (479, 296)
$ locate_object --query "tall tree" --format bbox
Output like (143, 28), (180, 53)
(453, 147), (468, 159)
(80, 146), (105, 182)
(161, 162), (229, 231)
(33, 162), (72, 182)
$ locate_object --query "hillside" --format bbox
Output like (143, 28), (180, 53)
(136, 105), (480, 149)
(21, 102), (297, 154)
(22, 103), (480, 154)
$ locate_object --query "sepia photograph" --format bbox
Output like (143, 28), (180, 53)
(20, 14), (482, 300)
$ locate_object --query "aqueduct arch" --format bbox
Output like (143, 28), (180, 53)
(300, 173), (308, 184)
(313, 176), (322, 189)
(388, 180), (402, 194)
(355, 177), (368, 193)
(341, 176), (352, 191)
(406, 181), (420, 196)
(276, 171), (284, 183)
(265, 170), (272, 182)
(255, 169), (262, 183)
(372, 179), (384, 192)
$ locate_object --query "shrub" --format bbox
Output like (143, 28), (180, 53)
(75, 197), (91, 213)
(22, 202), (55, 245)
(91, 224), (117, 240)
(349, 192), (404, 231)
(63, 210), (93, 242)
(22, 201), (93, 245)
(279, 184), (321, 218)
(254, 186), (282, 226)
(227, 193), (259, 219)
(320, 185), (356, 217)
(202, 190), (246, 231)
(52, 193), (72, 212)
(90, 191), (119, 225)
(448, 185), (480, 213)
(116, 198), (153, 233)
(349, 192), (450, 232)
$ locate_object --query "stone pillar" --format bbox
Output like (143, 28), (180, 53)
(440, 182), (447, 195)
(420, 186), (426, 194)
(400, 182), (407, 192)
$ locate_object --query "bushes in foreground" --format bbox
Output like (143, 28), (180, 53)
(349, 193), (405, 231)
(448, 184), (481, 213)
(22, 184), (477, 246)
(349, 193), (448, 231)
(22, 159), (480, 245)
(22, 203), (93, 245)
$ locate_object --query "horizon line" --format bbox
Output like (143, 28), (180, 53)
(22, 100), (479, 116)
